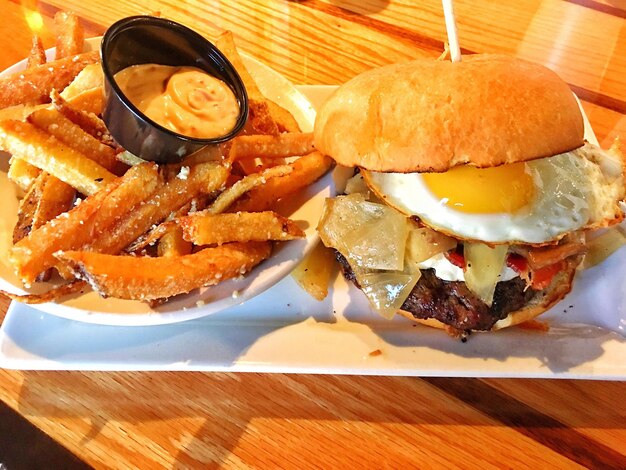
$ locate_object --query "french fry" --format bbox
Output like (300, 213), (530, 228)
(51, 90), (114, 145)
(127, 198), (208, 253)
(30, 173), (77, 281)
(178, 144), (225, 166)
(65, 87), (104, 116)
(59, 63), (103, 101)
(27, 35), (46, 69)
(228, 133), (314, 162)
(291, 242), (336, 301)
(234, 155), (286, 176)
(215, 31), (264, 101)
(125, 222), (172, 253)
(231, 151), (333, 212)
(7, 157), (41, 191)
(0, 104), (45, 122)
(116, 150), (147, 167)
(3, 31), (43, 197)
(32, 174), (76, 229)
(266, 100), (301, 133)
(246, 99), (280, 135)
(0, 280), (87, 304)
(89, 163), (229, 254)
(12, 172), (46, 243)
(178, 211), (305, 245)
(158, 226), (192, 257)
(10, 163), (159, 284)
(54, 11), (84, 59)
(28, 108), (118, 171)
(0, 120), (115, 195)
(207, 165), (293, 215)
(0, 50), (99, 108)
(58, 241), (272, 300)
(215, 32), (296, 137)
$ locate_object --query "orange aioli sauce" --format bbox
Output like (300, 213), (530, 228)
(114, 64), (239, 139)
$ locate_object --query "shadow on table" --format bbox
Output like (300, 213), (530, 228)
(14, 368), (626, 468)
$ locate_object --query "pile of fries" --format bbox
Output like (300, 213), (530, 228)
(0, 13), (332, 305)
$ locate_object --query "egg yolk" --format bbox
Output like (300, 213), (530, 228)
(422, 162), (534, 214)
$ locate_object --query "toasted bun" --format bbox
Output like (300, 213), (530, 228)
(397, 255), (582, 332)
(314, 54), (584, 173)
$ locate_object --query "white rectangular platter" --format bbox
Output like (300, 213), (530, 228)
(1, 86), (625, 379)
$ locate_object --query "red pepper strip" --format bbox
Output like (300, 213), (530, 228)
(446, 251), (466, 269)
(530, 260), (565, 290)
(506, 253), (528, 273)
(508, 253), (561, 289)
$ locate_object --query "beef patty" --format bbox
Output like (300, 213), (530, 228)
(335, 251), (537, 332)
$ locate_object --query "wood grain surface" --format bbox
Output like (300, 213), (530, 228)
(1, 1), (625, 468)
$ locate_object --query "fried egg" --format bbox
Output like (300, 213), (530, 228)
(363, 143), (625, 244)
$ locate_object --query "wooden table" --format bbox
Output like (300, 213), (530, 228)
(1, 0), (625, 468)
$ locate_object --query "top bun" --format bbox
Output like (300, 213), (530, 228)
(314, 54), (584, 173)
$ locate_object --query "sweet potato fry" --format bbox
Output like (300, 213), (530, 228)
(0, 120), (115, 195)
(178, 211), (305, 245)
(0, 50), (99, 108)
(231, 151), (333, 212)
(0, 280), (86, 304)
(54, 11), (84, 59)
(11, 163), (159, 284)
(89, 163), (229, 254)
(291, 242), (336, 301)
(207, 164), (292, 215)
(58, 241), (272, 300)
(28, 108), (118, 170)
(7, 157), (41, 191)
(27, 35), (46, 69)
(228, 133), (314, 162)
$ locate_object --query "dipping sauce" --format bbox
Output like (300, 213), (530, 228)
(114, 64), (240, 139)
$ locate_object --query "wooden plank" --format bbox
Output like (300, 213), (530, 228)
(483, 379), (626, 460)
(37, 0), (626, 108)
(0, 370), (590, 468)
(0, 2), (624, 468)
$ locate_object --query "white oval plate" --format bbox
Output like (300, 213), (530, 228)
(0, 37), (330, 326)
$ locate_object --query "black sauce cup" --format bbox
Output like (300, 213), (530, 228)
(101, 16), (248, 163)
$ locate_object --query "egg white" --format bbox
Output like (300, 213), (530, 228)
(364, 143), (624, 244)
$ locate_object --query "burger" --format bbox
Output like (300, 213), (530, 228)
(314, 54), (625, 337)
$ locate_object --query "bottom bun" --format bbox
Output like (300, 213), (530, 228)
(397, 254), (583, 332)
